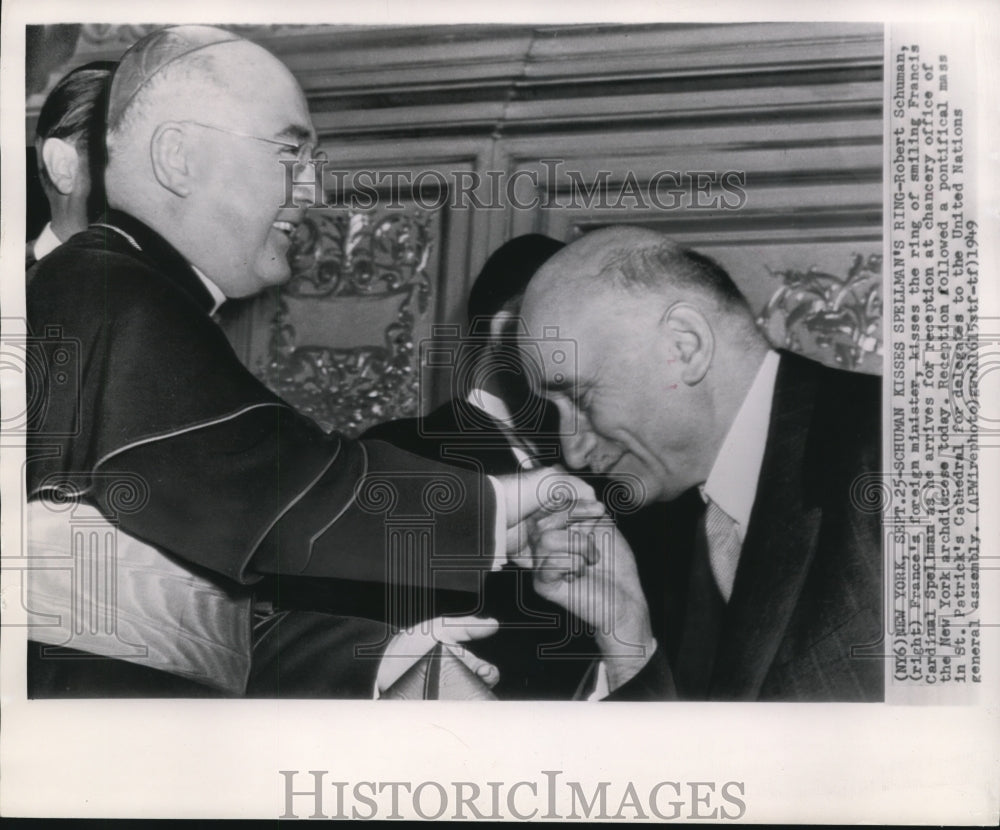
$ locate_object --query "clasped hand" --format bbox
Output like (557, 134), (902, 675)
(506, 468), (655, 691)
(378, 467), (654, 696)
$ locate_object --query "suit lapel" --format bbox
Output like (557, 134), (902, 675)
(709, 354), (823, 700)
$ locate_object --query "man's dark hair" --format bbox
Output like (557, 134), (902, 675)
(466, 234), (565, 332)
(35, 60), (116, 145)
(35, 60), (117, 213)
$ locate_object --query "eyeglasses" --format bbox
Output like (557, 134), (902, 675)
(180, 120), (328, 171)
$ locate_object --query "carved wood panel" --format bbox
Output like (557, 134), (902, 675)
(258, 210), (437, 435)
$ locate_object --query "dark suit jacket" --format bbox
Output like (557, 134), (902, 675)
(611, 352), (883, 702)
(362, 399), (598, 699)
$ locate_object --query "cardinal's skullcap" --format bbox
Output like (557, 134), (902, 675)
(107, 25), (243, 129)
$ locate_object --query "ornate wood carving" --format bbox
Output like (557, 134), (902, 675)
(757, 253), (883, 373)
(256, 210), (437, 436)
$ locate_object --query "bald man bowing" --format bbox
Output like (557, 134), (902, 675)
(25, 26), (582, 698)
(517, 227), (883, 701)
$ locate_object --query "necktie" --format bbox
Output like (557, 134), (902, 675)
(704, 498), (741, 602)
(672, 498), (740, 698)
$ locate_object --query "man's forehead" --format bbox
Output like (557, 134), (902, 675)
(521, 335), (578, 395)
(525, 278), (608, 333)
(522, 309), (597, 391)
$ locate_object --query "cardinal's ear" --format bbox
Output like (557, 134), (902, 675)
(149, 122), (196, 197)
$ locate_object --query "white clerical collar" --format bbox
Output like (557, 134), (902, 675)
(700, 350), (781, 541)
(189, 264), (227, 317)
(89, 221), (225, 317)
(32, 222), (62, 261)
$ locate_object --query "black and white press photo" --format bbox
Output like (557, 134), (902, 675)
(1, 1), (996, 823)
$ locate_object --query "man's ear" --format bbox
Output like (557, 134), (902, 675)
(40, 138), (80, 196)
(660, 302), (714, 385)
(149, 122), (195, 197)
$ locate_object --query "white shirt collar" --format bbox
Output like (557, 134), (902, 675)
(32, 222), (62, 261)
(701, 350), (780, 541)
(189, 264), (227, 317)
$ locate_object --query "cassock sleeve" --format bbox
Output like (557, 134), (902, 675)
(27, 252), (495, 596)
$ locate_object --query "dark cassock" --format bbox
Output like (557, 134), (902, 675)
(25, 209), (500, 697)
